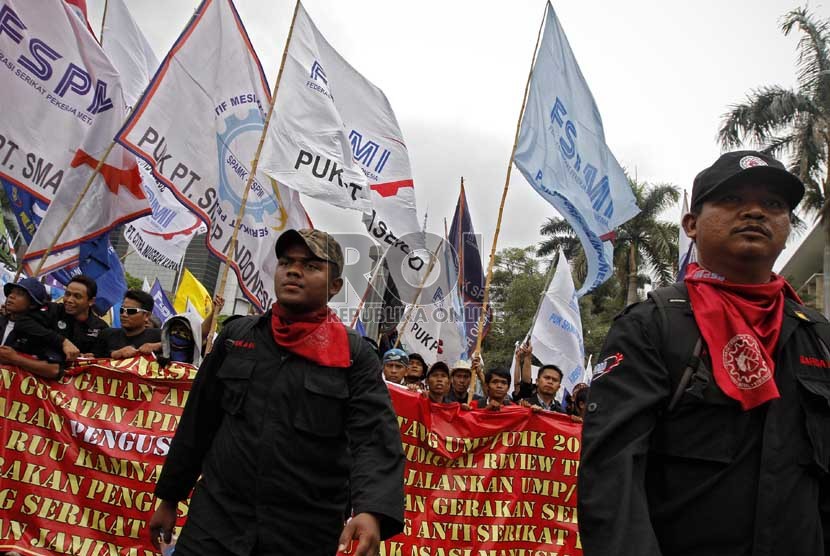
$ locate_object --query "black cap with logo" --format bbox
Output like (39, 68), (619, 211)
(691, 150), (804, 210)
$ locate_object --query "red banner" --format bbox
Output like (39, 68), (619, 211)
(0, 357), (196, 556)
(380, 387), (582, 556)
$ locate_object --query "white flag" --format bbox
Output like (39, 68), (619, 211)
(101, 0), (159, 109)
(116, 0), (309, 311)
(514, 2), (640, 296)
(260, 3), (424, 280)
(15, 0), (151, 275)
(530, 250), (586, 395)
(398, 238), (466, 365)
(100, 0), (205, 271)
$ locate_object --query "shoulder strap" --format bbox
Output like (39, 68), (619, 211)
(345, 327), (363, 366)
(647, 282), (710, 412)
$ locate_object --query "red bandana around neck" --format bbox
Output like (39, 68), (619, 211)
(684, 263), (801, 410)
(270, 304), (350, 368)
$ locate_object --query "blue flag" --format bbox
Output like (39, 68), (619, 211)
(448, 183), (491, 356)
(513, 2), (640, 295)
(150, 278), (176, 324)
(78, 235), (128, 316)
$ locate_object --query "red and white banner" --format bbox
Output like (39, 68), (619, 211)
(372, 387), (583, 555)
(116, 0), (309, 312)
(0, 357), (196, 555)
(260, 2), (424, 276)
(0, 0), (150, 275)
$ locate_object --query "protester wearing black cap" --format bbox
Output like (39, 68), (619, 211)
(148, 228), (404, 556)
(579, 151), (830, 555)
(0, 278), (67, 379)
(425, 361), (451, 403)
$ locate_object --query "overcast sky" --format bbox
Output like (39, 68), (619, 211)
(89, 0), (828, 270)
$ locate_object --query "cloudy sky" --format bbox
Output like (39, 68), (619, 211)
(88, 0), (827, 269)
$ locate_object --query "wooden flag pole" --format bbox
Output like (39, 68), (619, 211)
(23, 139), (119, 281)
(393, 241), (441, 349)
(204, 0), (301, 353)
(99, 0), (110, 43)
(456, 177), (465, 296)
(472, 3), (548, 358)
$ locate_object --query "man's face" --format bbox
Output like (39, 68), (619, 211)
(383, 361), (407, 383)
(683, 182), (790, 274)
(120, 297), (150, 332)
(405, 360), (425, 384)
(64, 281), (94, 317)
(451, 369), (471, 393)
(487, 375), (510, 402)
(427, 370), (450, 396)
(537, 368), (562, 397)
(274, 242), (342, 314)
(5, 287), (34, 316)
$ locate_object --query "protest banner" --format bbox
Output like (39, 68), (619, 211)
(0, 357), (196, 556)
(116, 0), (309, 312)
(371, 386), (583, 556)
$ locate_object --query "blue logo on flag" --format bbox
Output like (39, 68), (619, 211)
(310, 61), (328, 85)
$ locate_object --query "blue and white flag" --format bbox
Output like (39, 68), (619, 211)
(530, 250), (585, 395)
(514, 2), (640, 296)
(150, 278), (175, 324)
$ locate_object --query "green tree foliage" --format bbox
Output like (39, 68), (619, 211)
(719, 6), (830, 315)
(124, 271), (144, 291)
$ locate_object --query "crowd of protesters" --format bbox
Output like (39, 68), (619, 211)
(0, 275), (222, 378)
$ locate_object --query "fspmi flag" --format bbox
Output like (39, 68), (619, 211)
(530, 250), (585, 395)
(514, 1), (639, 295)
(260, 2), (424, 279)
(116, 0), (309, 311)
(2, 0), (151, 275)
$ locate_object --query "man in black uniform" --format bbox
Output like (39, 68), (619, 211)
(148, 229), (404, 556)
(94, 290), (161, 358)
(579, 151), (830, 555)
(49, 275), (108, 356)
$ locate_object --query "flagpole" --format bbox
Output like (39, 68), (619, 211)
(393, 241), (441, 349)
(24, 140), (119, 280)
(472, 2), (547, 358)
(204, 0), (302, 353)
(457, 177), (465, 296)
(99, 0), (109, 43)
(350, 254), (386, 328)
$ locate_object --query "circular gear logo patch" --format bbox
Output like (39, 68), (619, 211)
(739, 155), (768, 169)
(722, 334), (772, 390)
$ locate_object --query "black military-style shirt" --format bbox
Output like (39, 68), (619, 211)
(48, 303), (109, 355)
(155, 311), (405, 555)
(579, 290), (830, 556)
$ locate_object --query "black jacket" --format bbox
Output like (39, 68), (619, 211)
(46, 303), (108, 355)
(579, 288), (830, 556)
(155, 312), (405, 555)
(0, 309), (64, 363)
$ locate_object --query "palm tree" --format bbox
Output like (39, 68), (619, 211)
(719, 7), (830, 316)
(538, 178), (680, 305)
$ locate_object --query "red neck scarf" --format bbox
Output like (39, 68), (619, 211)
(270, 304), (350, 368)
(684, 263), (800, 410)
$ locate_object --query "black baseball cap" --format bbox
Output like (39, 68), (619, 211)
(691, 150), (804, 210)
(426, 361), (450, 378)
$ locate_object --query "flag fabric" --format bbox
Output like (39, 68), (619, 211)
(76, 235), (128, 315)
(99, 2), (205, 272)
(0, 217), (15, 269)
(101, 0), (159, 109)
(116, 0), (309, 312)
(142, 277), (151, 293)
(398, 238), (466, 365)
(174, 268), (212, 319)
(677, 190), (696, 280)
(514, 2), (640, 296)
(123, 163), (206, 272)
(150, 278), (176, 324)
(530, 250), (585, 396)
(448, 183), (492, 355)
(259, 2), (424, 281)
(8, 1), (151, 276)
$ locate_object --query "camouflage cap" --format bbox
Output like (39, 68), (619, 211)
(275, 229), (344, 276)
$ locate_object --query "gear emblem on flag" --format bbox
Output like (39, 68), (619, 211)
(216, 108), (287, 225)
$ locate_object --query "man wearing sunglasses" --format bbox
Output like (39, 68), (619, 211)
(94, 290), (161, 359)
